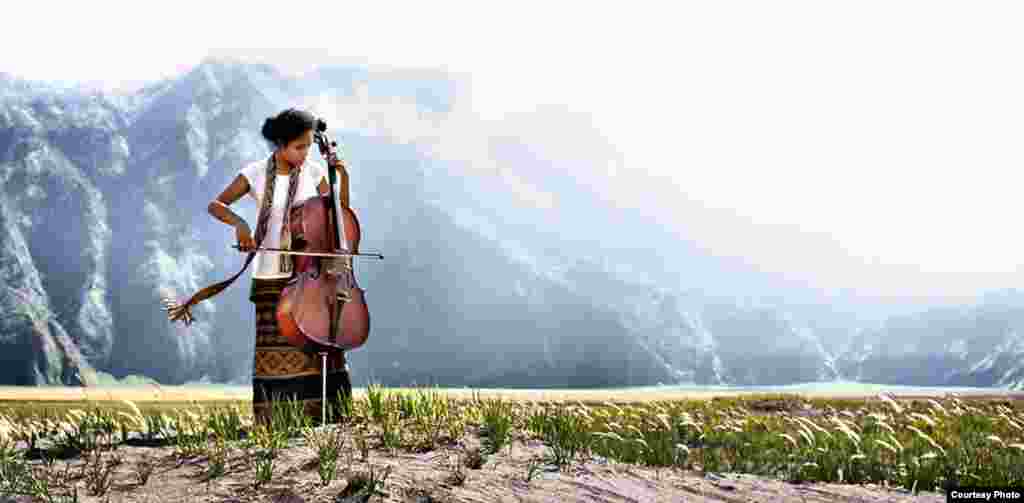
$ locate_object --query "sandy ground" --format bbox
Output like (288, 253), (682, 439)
(2, 423), (951, 503)
(1, 385), (1015, 502)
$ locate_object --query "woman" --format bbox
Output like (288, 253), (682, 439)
(168, 107), (353, 426)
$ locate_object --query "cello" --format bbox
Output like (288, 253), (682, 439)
(236, 118), (383, 351)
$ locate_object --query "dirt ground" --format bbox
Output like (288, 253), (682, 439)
(5, 425), (949, 503)
(0, 385), (990, 502)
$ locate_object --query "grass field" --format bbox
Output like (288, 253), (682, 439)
(2, 382), (1018, 403)
(0, 384), (1021, 501)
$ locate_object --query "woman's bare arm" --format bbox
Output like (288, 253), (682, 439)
(208, 175), (250, 228)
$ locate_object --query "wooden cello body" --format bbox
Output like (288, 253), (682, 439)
(275, 195), (370, 351)
(274, 121), (371, 352)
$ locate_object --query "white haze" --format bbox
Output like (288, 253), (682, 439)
(2, 1), (1022, 303)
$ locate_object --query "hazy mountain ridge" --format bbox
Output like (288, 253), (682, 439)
(0, 59), (1020, 389)
(833, 292), (1024, 389)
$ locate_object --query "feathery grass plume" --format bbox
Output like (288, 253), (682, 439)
(603, 401), (623, 415)
(117, 400), (146, 432)
(66, 409), (87, 422)
(886, 433), (904, 452)
(877, 392), (904, 414)
(7, 420), (28, 445)
(58, 419), (75, 437)
(875, 438), (900, 455)
(867, 412), (888, 423)
(830, 417), (861, 446)
(946, 395), (965, 414)
(575, 407), (593, 422)
(45, 417), (63, 436)
(986, 435), (1006, 448)
(20, 419), (35, 438)
(829, 415), (851, 430)
(677, 412), (698, 427)
(605, 431), (626, 443)
(797, 428), (815, 447)
(909, 412), (937, 428)
(792, 416), (816, 432)
(655, 414), (672, 431)
(779, 433), (799, 448)
(906, 424), (944, 454)
(675, 443), (690, 457)
(926, 399), (948, 416)
(1009, 443), (1024, 452)
(796, 417), (832, 437)
(0, 415), (14, 442)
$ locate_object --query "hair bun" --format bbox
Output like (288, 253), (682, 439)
(261, 117), (278, 144)
(262, 108), (315, 149)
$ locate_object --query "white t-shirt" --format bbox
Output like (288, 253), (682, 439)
(238, 158), (345, 279)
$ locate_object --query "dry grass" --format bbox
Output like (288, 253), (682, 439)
(0, 385), (1020, 502)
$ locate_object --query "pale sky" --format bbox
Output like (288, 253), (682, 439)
(2, 1), (1022, 302)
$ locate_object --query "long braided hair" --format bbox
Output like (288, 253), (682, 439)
(163, 109), (310, 325)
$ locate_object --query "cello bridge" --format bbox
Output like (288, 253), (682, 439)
(325, 256), (353, 275)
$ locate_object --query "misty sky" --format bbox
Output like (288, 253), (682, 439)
(2, 1), (1022, 302)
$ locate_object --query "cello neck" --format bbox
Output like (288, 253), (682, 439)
(321, 134), (346, 252)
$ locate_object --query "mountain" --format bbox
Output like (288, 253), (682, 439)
(834, 289), (1024, 389)
(0, 58), (1020, 390)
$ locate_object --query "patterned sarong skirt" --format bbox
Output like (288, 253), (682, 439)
(250, 276), (352, 426)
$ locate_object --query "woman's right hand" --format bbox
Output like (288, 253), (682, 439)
(235, 222), (256, 252)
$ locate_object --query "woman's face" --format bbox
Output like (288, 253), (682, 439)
(279, 129), (314, 168)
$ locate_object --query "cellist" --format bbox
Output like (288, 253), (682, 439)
(168, 107), (354, 426)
